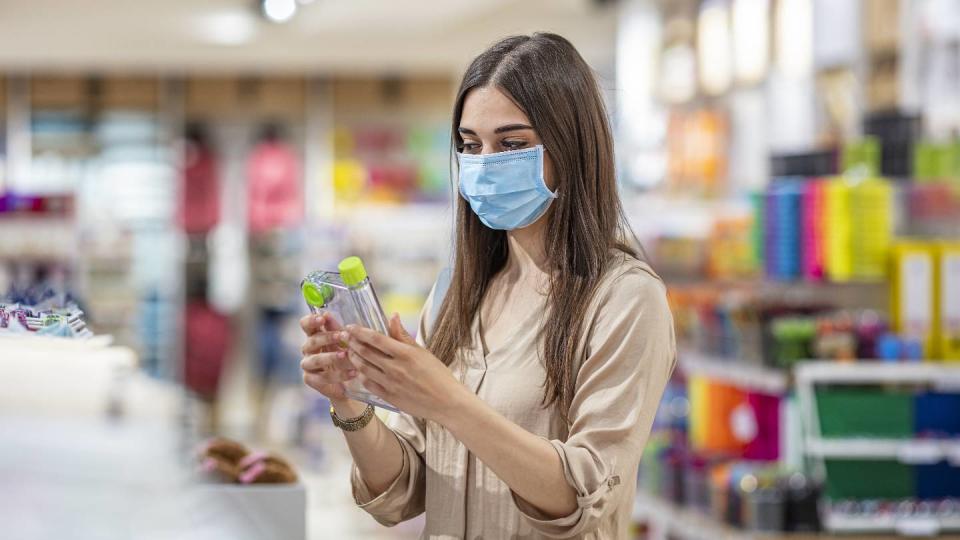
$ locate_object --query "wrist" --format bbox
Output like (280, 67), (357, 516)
(330, 398), (367, 418)
(331, 402), (375, 432)
(434, 381), (474, 429)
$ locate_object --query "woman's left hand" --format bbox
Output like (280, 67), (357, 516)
(344, 314), (464, 423)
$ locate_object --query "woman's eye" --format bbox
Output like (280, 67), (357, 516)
(460, 142), (481, 153)
(502, 140), (528, 150)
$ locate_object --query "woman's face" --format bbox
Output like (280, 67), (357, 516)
(458, 86), (557, 191)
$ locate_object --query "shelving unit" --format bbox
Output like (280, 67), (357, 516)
(820, 507), (960, 537)
(795, 361), (960, 536)
(0, 215), (76, 262)
(806, 438), (960, 464)
(633, 489), (754, 540)
(632, 489), (960, 540)
(679, 349), (789, 394)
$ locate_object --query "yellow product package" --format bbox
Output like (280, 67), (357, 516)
(936, 242), (960, 361)
(890, 241), (937, 359)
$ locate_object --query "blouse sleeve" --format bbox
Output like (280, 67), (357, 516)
(349, 280), (440, 526)
(512, 266), (677, 537)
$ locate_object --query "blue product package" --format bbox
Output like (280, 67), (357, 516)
(914, 392), (960, 436)
(916, 462), (960, 500)
(766, 180), (804, 280)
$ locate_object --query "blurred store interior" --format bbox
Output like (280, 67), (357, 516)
(1, 0), (959, 538)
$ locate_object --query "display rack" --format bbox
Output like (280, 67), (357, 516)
(632, 489), (960, 540)
(806, 438), (960, 463)
(633, 490), (960, 540)
(0, 215), (76, 262)
(679, 349), (789, 394)
(633, 489), (753, 540)
(819, 506), (960, 537)
(795, 361), (960, 536)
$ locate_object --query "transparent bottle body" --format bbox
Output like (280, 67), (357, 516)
(301, 270), (396, 411)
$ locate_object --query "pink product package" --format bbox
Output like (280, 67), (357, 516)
(742, 392), (782, 461)
(801, 180), (825, 281)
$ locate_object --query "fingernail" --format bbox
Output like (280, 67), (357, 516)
(337, 351), (346, 359)
(347, 369), (357, 378)
(314, 314), (323, 322)
(340, 331), (349, 341)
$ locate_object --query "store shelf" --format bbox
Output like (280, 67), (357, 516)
(0, 216), (77, 262)
(821, 507), (960, 536)
(795, 361), (960, 387)
(806, 438), (960, 464)
(630, 490), (958, 540)
(679, 350), (789, 394)
(634, 490), (960, 539)
(633, 489), (754, 540)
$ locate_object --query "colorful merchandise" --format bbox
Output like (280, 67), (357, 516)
(801, 180), (826, 281)
(764, 180), (803, 280)
(197, 437), (298, 485)
(178, 125), (221, 234)
(183, 300), (231, 400)
(937, 242), (960, 360)
(890, 242), (937, 358)
(823, 179), (853, 281)
(247, 131), (303, 234)
(0, 301), (93, 339)
(848, 178), (893, 280)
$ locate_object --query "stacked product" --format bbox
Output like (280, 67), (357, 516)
(640, 381), (821, 533)
(758, 174), (894, 283)
(0, 301), (93, 338)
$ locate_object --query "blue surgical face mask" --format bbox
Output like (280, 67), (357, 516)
(457, 145), (557, 231)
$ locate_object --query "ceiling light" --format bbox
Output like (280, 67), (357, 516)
(192, 11), (257, 45)
(262, 0), (297, 23)
(697, 0), (733, 96)
(732, 0), (769, 85)
(776, 0), (813, 78)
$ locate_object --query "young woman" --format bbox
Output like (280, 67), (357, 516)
(300, 32), (676, 539)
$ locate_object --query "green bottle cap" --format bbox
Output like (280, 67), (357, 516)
(302, 281), (332, 307)
(338, 256), (368, 286)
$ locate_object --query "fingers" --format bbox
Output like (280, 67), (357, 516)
(303, 373), (346, 396)
(347, 335), (392, 372)
(300, 352), (357, 382)
(347, 324), (404, 357)
(299, 312), (327, 336)
(323, 314), (343, 332)
(359, 376), (389, 399)
(303, 372), (326, 391)
(388, 313), (417, 345)
(355, 356), (390, 389)
(300, 311), (345, 336)
(301, 330), (349, 355)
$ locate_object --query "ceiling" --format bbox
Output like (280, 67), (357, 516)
(0, 0), (618, 75)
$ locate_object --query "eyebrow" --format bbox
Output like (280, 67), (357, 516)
(457, 124), (533, 136)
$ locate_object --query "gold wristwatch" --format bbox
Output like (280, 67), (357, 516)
(330, 403), (375, 431)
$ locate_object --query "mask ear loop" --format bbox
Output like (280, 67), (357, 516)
(534, 145), (559, 199)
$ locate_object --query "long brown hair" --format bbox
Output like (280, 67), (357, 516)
(427, 32), (642, 419)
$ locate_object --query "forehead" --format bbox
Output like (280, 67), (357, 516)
(460, 86), (531, 129)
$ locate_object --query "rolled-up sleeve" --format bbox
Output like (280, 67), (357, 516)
(350, 411), (427, 526)
(512, 267), (677, 537)
(349, 279), (441, 526)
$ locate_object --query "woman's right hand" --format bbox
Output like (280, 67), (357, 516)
(300, 312), (359, 403)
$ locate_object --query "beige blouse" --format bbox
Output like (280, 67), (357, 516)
(351, 253), (677, 539)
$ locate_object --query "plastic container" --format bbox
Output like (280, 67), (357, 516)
(300, 256), (395, 411)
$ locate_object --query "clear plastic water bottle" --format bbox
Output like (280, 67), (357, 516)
(301, 256), (395, 410)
